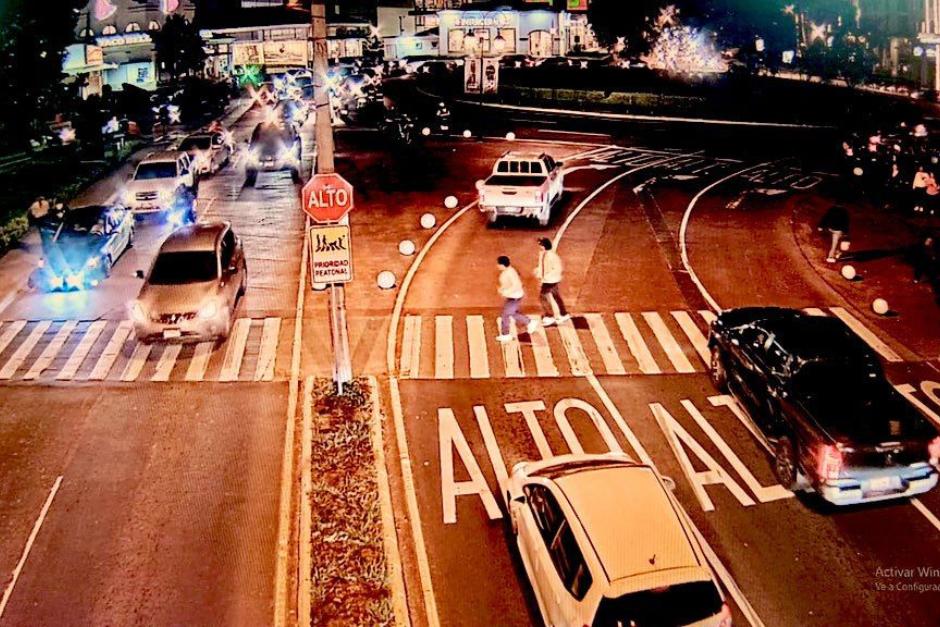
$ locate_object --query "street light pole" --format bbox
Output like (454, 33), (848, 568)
(311, 1), (352, 392)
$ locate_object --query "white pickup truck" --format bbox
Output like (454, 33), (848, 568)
(478, 152), (564, 226)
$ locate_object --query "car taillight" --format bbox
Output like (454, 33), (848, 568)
(817, 444), (843, 480)
(929, 436), (940, 466)
(718, 602), (732, 626)
(536, 192), (543, 202)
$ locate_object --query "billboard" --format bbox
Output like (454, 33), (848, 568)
(262, 40), (307, 67)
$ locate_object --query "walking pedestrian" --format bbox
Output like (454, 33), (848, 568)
(817, 204), (850, 263)
(912, 234), (938, 285)
(534, 238), (570, 326)
(27, 196), (50, 227)
(496, 255), (538, 343)
(913, 165), (930, 212)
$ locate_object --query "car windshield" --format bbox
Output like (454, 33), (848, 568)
(61, 208), (107, 235)
(135, 162), (176, 180)
(148, 251), (217, 285)
(592, 581), (723, 627)
(179, 136), (212, 151)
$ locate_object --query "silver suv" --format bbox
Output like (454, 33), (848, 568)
(124, 151), (197, 215)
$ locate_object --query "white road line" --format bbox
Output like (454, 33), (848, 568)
(671, 311), (710, 366)
(529, 324), (559, 377)
(643, 313), (696, 373)
(828, 307), (903, 362)
(57, 321), (106, 381)
(400, 315), (422, 379)
(434, 315), (454, 380)
(615, 313), (660, 374)
(150, 344), (181, 382)
(584, 313), (625, 375)
(389, 377), (440, 627)
(679, 162), (773, 313)
(568, 145), (617, 160)
(466, 315), (490, 379)
(0, 321), (51, 380)
(496, 317), (525, 378)
(88, 321), (132, 380)
(23, 321), (77, 380)
(557, 320), (592, 376)
(0, 291), (16, 318)
(274, 221), (309, 627)
(0, 319), (25, 355)
(186, 341), (214, 381)
(912, 498), (940, 535)
(0, 475), (62, 620)
(699, 309), (717, 325)
(298, 376), (314, 627)
(218, 318), (251, 381)
(254, 317), (281, 381)
(804, 307), (827, 316)
(475, 405), (510, 505)
(587, 376), (765, 627)
(120, 343), (151, 381)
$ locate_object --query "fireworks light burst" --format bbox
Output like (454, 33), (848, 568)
(643, 6), (727, 74)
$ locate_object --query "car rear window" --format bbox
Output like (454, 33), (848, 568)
(149, 251), (218, 284)
(591, 581), (723, 627)
(135, 162), (176, 180)
(486, 175), (547, 187)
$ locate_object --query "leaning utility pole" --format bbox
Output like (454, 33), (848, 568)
(311, 1), (352, 390)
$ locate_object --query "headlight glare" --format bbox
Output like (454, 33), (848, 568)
(198, 301), (218, 319)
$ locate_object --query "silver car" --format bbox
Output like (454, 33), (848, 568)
(131, 222), (247, 343)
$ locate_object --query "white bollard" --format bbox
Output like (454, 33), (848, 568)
(398, 239), (416, 256)
(377, 271), (396, 290)
(872, 298), (889, 315)
(421, 127), (431, 136)
(505, 131), (516, 141)
(420, 213), (436, 229)
(444, 195), (458, 209)
(463, 129), (472, 138)
(841, 265), (857, 280)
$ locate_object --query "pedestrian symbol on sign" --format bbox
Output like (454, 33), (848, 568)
(315, 232), (348, 253)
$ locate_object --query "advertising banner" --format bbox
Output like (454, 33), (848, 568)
(482, 57), (499, 94)
(233, 42), (263, 66)
(463, 57), (481, 94)
(262, 40), (307, 67)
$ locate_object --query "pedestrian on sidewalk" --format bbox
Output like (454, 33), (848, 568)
(534, 238), (571, 327)
(817, 204), (850, 263)
(912, 234), (939, 288)
(496, 255), (538, 343)
(912, 165), (930, 213)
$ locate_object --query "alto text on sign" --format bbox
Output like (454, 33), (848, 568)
(310, 225), (353, 284)
(301, 172), (354, 223)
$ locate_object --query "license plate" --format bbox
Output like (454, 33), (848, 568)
(163, 329), (182, 339)
(868, 476), (900, 492)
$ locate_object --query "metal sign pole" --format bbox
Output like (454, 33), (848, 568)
(312, 1), (352, 391)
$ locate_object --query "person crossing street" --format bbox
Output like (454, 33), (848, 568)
(496, 255), (538, 343)
(535, 238), (570, 326)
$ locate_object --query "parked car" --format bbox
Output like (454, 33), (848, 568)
(245, 122), (302, 186)
(505, 453), (732, 627)
(124, 151), (197, 217)
(130, 222), (247, 343)
(708, 307), (940, 506)
(178, 132), (231, 176)
(30, 204), (134, 291)
(479, 151), (565, 226)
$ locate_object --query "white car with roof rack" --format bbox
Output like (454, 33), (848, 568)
(479, 151), (564, 226)
(124, 150), (196, 215)
(504, 453), (732, 627)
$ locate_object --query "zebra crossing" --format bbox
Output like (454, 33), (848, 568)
(396, 306), (903, 380)
(0, 317), (289, 384)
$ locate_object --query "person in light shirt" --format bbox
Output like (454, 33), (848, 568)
(496, 255), (538, 343)
(534, 238), (571, 327)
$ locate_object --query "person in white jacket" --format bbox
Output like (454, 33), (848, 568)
(535, 238), (570, 326)
(497, 255), (538, 342)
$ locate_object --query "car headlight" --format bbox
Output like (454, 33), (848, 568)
(158, 189), (173, 202)
(65, 273), (84, 289)
(124, 190), (136, 205)
(49, 275), (64, 289)
(85, 256), (100, 269)
(198, 301), (219, 319)
(130, 300), (147, 322)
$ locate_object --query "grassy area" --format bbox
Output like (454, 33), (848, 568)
(309, 379), (394, 627)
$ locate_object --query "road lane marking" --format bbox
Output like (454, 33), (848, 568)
(121, 342), (151, 381)
(829, 307), (903, 362)
(434, 315), (454, 380)
(0, 475), (62, 620)
(495, 317), (524, 378)
(218, 318), (251, 381)
(23, 321), (77, 380)
(466, 315), (490, 379)
(699, 309), (717, 325)
(298, 376), (314, 627)
(557, 319), (592, 376)
(643, 312), (696, 373)
(475, 405), (511, 507)
(254, 317), (281, 381)
(555, 397), (622, 454)
(506, 401), (554, 459)
(0, 291), (17, 317)
(0, 320), (51, 379)
(584, 314), (625, 375)
(88, 321), (132, 380)
(0, 320), (26, 355)
(400, 315), (421, 379)
(150, 344), (181, 381)
(804, 307), (827, 316)
(57, 321), (106, 380)
(671, 310), (710, 366)
(586, 375), (655, 466)
(679, 161), (774, 313)
(186, 342), (214, 381)
(439, 408), (502, 523)
(390, 377), (440, 626)
(911, 498), (940, 535)
(615, 313), (660, 374)
(529, 324), (559, 377)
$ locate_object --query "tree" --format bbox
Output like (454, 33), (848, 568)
(152, 14), (206, 83)
(0, 0), (84, 149)
(587, 0), (670, 55)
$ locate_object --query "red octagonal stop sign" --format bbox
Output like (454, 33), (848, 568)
(301, 173), (354, 223)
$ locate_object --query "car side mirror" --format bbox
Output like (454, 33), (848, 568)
(135, 269), (145, 279)
(661, 476), (677, 492)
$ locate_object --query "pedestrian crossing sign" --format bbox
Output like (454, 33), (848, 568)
(309, 224), (353, 284)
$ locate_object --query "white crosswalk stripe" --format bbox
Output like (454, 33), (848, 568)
(393, 307), (912, 380)
(0, 317), (288, 383)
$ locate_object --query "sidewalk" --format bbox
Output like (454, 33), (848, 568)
(790, 194), (940, 360)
